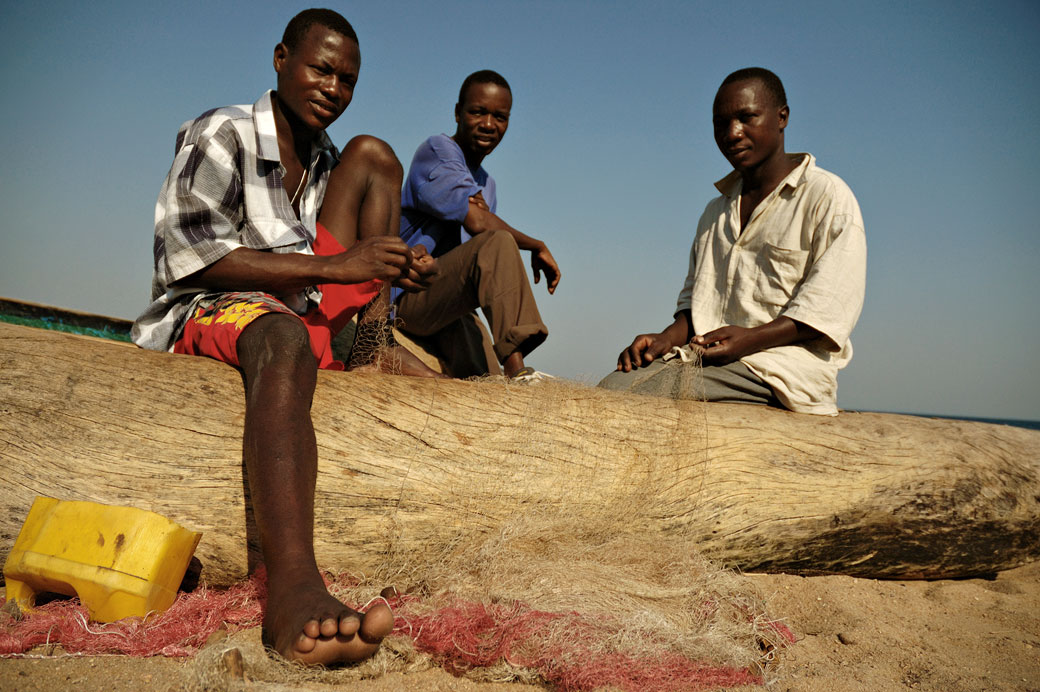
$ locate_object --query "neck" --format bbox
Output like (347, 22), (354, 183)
(452, 134), (485, 170)
(272, 92), (317, 166)
(740, 148), (795, 195)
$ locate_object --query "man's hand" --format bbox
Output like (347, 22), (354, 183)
(692, 318), (823, 365)
(531, 244), (561, 294)
(464, 193), (560, 294)
(394, 245), (439, 292)
(692, 326), (760, 365)
(617, 332), (675, 372)
(326, 236), (413, 285)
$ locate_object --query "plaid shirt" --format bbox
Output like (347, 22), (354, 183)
(132, 90), (339, 351)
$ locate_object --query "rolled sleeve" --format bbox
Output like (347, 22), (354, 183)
(414, 155), (480, 223)
(781, 194), (866, 351)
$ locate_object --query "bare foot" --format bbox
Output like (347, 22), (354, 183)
(263, 576), (394, 666)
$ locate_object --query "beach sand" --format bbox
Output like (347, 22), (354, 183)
(3, 560), (1037, 692)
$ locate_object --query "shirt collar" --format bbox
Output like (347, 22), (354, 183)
(714, 153), (815, 198)
(252, 90), (337, 165)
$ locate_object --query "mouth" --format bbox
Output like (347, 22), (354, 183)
(310, 99), (339, 120)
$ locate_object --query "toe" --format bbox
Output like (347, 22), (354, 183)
(338, 611), (361, 637)
(319, 616), (340, 638)
(302, 618), (322, 639)
(294, 631), (317, 654)
(358, 602), (394, 643)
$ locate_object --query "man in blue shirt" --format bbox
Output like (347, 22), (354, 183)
(395, 70), (561, 379)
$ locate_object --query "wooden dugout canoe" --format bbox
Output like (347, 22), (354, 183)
(1, 311), (1038, 584)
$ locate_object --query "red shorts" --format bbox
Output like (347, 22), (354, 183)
(173, 223), (382, 371)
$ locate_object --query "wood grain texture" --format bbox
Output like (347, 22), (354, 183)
(2, 321), (1038, 584)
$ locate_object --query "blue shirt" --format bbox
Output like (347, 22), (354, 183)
(399, 134), (497, 257)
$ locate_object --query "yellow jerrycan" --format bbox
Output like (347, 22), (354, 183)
(3, 496), (202, 622)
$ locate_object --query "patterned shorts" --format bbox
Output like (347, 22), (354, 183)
(172, 223), (383, 370)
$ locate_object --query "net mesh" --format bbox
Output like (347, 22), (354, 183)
(1, 315), (797, 690)
(2, 510), (793, 690)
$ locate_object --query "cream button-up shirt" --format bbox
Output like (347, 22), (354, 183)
(676, 154), (866, 415)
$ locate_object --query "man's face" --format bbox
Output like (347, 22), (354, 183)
(712, 79), (788, 173)
(273, 24), (360, 133)
(454, 82), (512, 160)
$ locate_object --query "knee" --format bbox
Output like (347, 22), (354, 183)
(474, 229), (519, 256)
(237, 313), (315, 382)
(341, 135), (403, 182)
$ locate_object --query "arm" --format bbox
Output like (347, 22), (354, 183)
(172, 238), (414, 293)
(616, 310), (693, 372)
(164, 126), (414, 295)
(464, 192), (561, 294)
(692, 317), (823, 366)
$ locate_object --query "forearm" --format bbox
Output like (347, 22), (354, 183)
(696, 315), (823, 364)
(662, 311), (694, 348)
(741, 316), (821, 351)
(172, 247), (335, 294)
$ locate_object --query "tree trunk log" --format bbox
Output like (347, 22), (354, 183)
(1, 321), (1038, 584)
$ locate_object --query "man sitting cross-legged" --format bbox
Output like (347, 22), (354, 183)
(601, 68), (866, 415)
(132, 9), (441, 665)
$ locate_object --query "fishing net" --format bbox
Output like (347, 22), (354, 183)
(2, 509), (793, 690)
(1, 305), (797, 690)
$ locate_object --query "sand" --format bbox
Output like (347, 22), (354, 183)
(3, 560), (1038, 692)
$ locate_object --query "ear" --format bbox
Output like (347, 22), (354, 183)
(454, 102), (461, 124)
(273, 42), (289, 74)
(777, 104), (790, 131)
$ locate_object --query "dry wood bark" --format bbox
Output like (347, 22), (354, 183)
(1, 321), (1038, 584)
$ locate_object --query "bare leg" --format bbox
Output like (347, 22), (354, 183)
(503, 351), (525, 378)
(238, 313), (393, 665)
(319, 136), (444, 378)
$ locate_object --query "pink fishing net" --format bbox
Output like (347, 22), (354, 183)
(1, 567), (792, 691)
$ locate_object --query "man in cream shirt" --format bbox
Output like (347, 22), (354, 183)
(601, 67), (865, 415)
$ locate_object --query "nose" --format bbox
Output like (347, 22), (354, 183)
(722, 120), (742, 143)
(478, 113), (495, 130)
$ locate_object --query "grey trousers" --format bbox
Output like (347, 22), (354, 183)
(598, 357), (781, 406)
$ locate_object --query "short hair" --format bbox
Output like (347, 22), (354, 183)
(458, 70), (511, 106)
(718, 67), (787, 108)
(282, 8), (358, 52)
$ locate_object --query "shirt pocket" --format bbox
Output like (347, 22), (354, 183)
(751, 243), (810, 307)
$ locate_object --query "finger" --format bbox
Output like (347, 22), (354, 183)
(627, 341), (647, 368)
(700, 327), (728, 343)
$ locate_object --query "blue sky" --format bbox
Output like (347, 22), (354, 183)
(1, 1), (1038, 420)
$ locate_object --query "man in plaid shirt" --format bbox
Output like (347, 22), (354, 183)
(133, 9), (439, 665)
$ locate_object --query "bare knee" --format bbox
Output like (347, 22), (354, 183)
(237, 313), (316, 388)
(341, 135), (403, 182)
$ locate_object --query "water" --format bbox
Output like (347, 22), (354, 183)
(863, 411), (1040, 432)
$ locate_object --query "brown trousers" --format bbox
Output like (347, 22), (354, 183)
(395, 230), (548, 377)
